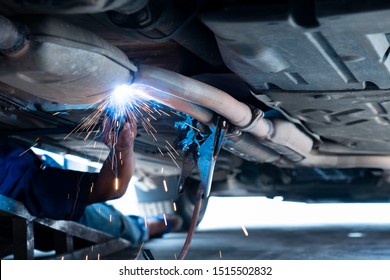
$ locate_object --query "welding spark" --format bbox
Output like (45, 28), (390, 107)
(135, 242), (145, 260)
(154, 108), (162, 116)
(109, 214), (112, 222)
(166, 147), (176, 160)
(170, 110), (182, 117)
(63, 83), (187, 179)
(173, 201), (177, 212)
(157, 147), (164, 157)
(175, 115), (201, 152)
(97, 253), (100, 260)
(163, 213), (168, 226)
(241, 225), (249, 237)
(19, 143), (38, 157)
(160, 110), (170, 117)
(114, 177), (119, 191)
(167, 151), (180, 168)
(183, 122), (200, 132)
(150, 132), (158, 142)
(163, 179), (168, 192)
(166, 140), (180, 156)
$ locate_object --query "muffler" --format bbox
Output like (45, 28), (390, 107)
(0, 16), (136, 105)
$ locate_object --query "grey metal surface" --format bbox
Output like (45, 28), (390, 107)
(200, 3), (390, 155)
(202, 6), (390, 92)
(257, 89), (390, 154)
(0, 0), (148, 14)
(0, 16), (136, 105)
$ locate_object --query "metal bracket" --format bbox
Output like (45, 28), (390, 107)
(239, 108), (264, 132)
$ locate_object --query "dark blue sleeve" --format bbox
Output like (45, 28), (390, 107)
(30, 167), (95, 220)
(0, 141), (95, 220)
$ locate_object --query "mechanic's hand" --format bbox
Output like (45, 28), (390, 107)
(115, 121), (137, 152)
(102, 117), (137, 153)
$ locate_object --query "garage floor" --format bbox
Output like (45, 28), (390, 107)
(105, 197), (390, 260)
(141, 224), (390, 260)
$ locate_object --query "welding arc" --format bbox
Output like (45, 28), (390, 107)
(177, 186), (204, 260)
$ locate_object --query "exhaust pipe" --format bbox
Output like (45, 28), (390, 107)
(131, 66), (390, 169)
(132, 65), (313, 162)
(0, 0), (149, 14)
(299, 153), (390, 169)
(0, 16), (136, 105)
(0, 15), (26, 53)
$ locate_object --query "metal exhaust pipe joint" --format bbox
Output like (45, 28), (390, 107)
(132, 65), (313, 162)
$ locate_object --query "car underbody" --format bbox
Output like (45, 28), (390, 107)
(2, 0), (390, 213)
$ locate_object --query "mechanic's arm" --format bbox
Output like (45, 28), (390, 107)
(88, 121), (137, 203)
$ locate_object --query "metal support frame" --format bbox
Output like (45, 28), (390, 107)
(0, 194), (132, 259)
(12, 216), (35, 259)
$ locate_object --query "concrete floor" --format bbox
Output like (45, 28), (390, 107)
(104, 224), (390, 260)
(106, 197), (390, 260)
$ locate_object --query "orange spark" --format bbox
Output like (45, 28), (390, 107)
(115, 177), (119, 191)
(19, 143), (38, 156)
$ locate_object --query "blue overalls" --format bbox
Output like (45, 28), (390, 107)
(0, 141), (147, 246)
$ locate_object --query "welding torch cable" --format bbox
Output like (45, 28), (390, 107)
(177, 186), (204, 260)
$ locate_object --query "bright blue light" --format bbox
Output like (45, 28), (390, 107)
(106, 84), (134, 119)
(111, 85), (132, 101)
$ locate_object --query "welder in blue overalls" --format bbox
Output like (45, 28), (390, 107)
(0, 121), (181, 248)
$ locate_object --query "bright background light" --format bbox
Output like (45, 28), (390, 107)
(34, 147), (390, 231)
(197, 197), (390, 230)
(108, 181), (390, 231)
